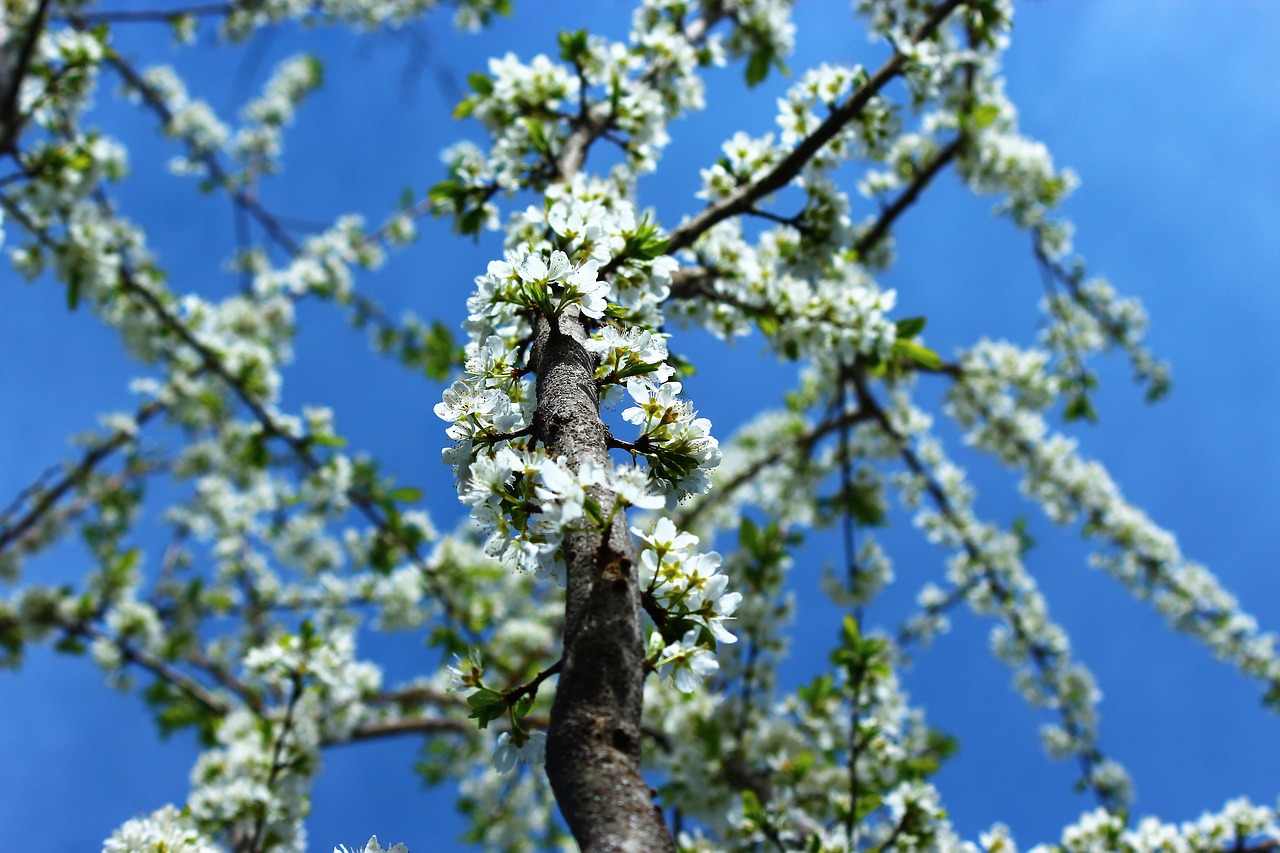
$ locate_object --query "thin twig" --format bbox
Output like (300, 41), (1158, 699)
(57, 4), (231, 24)
(0, 401), (164, 553)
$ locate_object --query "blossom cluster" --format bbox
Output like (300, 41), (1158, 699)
(435, 195), (728, 650)
(951, 340), (1280, 707)
(880, 393), (1128, 807)
(636, 517), (742, 691)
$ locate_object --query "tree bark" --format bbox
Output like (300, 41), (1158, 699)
(532, 308), (675, 852)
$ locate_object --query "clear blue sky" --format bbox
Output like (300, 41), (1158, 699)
(3, 2), (1280, 850)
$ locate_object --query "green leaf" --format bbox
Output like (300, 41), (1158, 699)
(798, 673), (836, 708)
(1012, 515), (1037, 556)
(66, 273), (82, 311)
(756, 314), (780, 337)
(524, 118), (551, 156)
(66, 150), (94, 172)
(423, 320), (463, 381)
(740, 789), (765, 824)
(466, 72), (494, 96)
(615, 361), (664, 380)
(110, 548), (141, 582)
(895, 316), (927, 339)
(558, 29), (589, 63)
(738, 516), (760, 555)
(466, 688), (507, 728)
(369, 534), (396, 573)
(855, 792), (884, 822)
(427, 179), (461, 208)
(636, 236), (669, 260)
(389, 486), (424, 503)
(145, 680), (220, 745)
(892, 339), (943, 371)
(582, 495), (605, 528)
(452, 98), (476, 120)
(842, 614), (860, 645)
(54, 635), (86, 655)
(745, 50), (770, 87)
(245, 433), (270, 468)
(828, 479), (886, 527)
(971, 103), (1000, 129)
(1064, 393), (1098, 423)
(304, 55), (324, 88)
(459, 207), (487, 237)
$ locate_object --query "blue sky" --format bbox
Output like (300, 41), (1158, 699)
(2, 2), (1280, 850)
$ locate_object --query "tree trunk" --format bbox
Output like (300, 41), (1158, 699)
(532, 308), (675, 852)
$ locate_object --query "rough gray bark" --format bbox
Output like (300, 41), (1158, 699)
(532, 308), (675, 852)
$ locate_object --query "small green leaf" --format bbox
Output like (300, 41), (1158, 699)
(855, 792), (884, 821)
(738, 517), (760, 555)
(582, 495), (605, 527)
(390, 486), (424, 503)
(1064, 393), (1097, 423)
(466, 688), (507, 728)
(466, 72), (493, 96)
(66, 273), (83, 311)
(558, 29), (589, 63)
(459, 207), (487, 237)
(1012, 515), (1036, 556)
(369, 534), (396, 573)
(424, 320), (461, 381)
(615, 361), (664, 380)
(428, 179), (461, 208)
(636, 237), (668, 260)
(524, 117), (551, 156)
(895, 316), (927, 339)
(55, 635), (86, 655)
(741, 789), (765, 823)
(892, 339), (943, 371)
(66, 151), (94, 172)
(971, 103), (1000, 129)
(842, 614), (861, 645)
(452, 98), (476, 120)
(745, 50), (770, 87)
(245, 433), (270, 468)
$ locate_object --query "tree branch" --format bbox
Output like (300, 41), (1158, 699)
(855, 134), (964, 259)
(64, 618), (230, 717)
(0, 400), (164, 555)
(57, 4), (232, 24)
(666, 0), (965, 254)
(665, 132), (966, 309)
(852, 368), (1116, 807)
(0, 0), (52, 154)
(675, 405), (874, 530)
